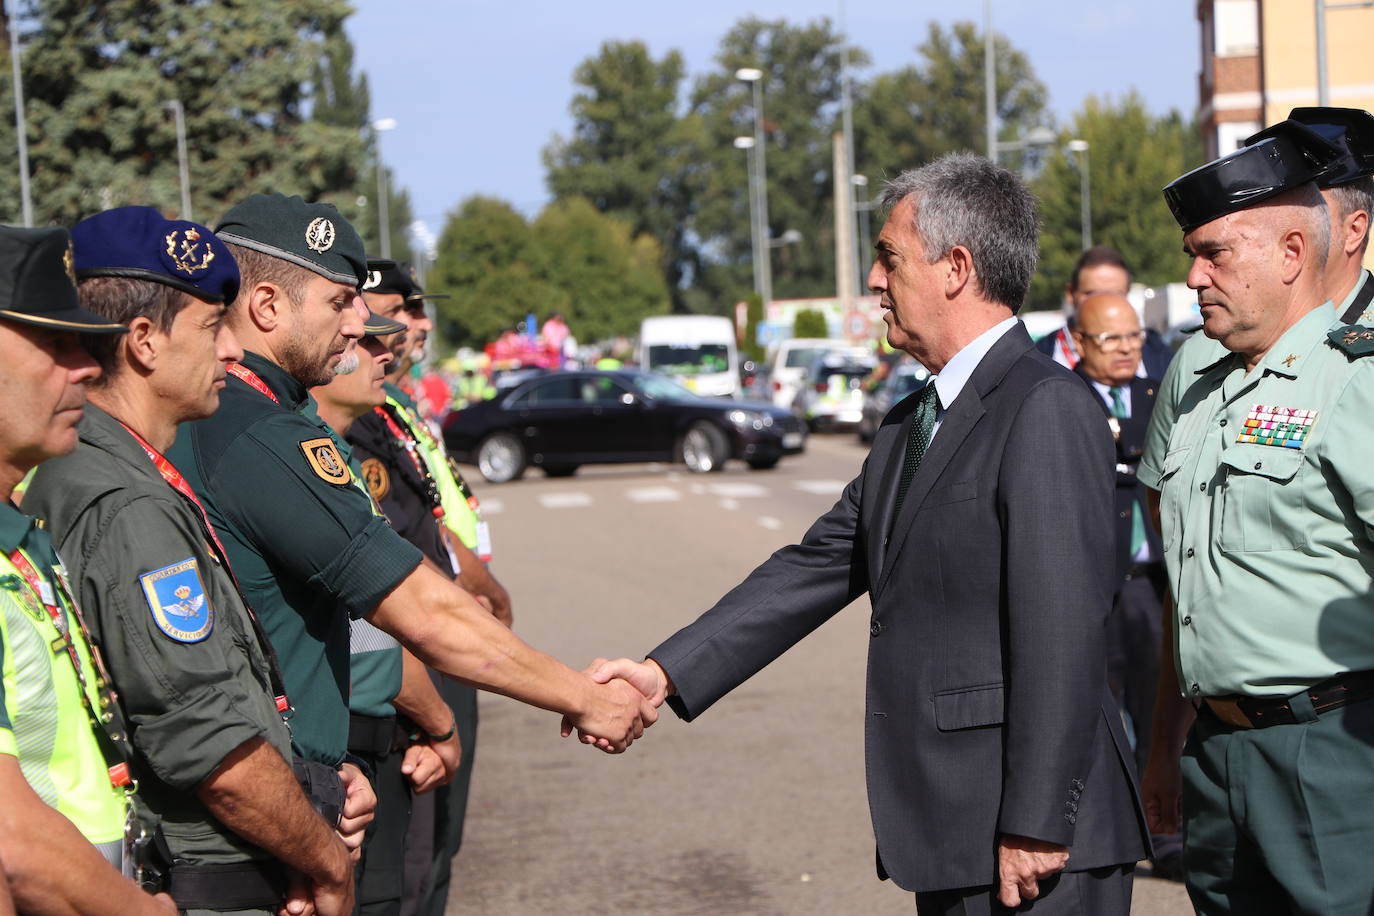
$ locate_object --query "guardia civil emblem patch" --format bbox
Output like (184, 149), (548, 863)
(140, 558), (212, 643)
(300, 437), (351, 485)
(163, 227), (216, 276)
(361, 457), (390, 501)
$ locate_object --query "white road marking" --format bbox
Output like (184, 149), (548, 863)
(538, 492), (593, 509)
(688, 483), (707, 495)
(707, 482), (770, 498)
(626, 486), (681, 504)
(719, 498), (739, 510)
(793, 480), (847, 496)
(758, 516), (784, 530)
(479, 498), (504, 516)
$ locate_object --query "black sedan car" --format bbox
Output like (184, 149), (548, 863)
(443, 370), (807, 482)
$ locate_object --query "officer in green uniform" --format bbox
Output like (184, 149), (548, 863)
(312, 309), (461, 916)
(1145, 107), (1374, 467)
(1139, 123), (1374, 914)
(0, 225), (173, 915)
(24, 208), (354, 916)
(354, 264), (508, 916)
(167, 197), (653, 804)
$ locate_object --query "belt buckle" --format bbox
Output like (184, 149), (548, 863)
(1205, 697), (1255, 728)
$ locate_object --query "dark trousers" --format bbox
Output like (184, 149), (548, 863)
(419, 677), (479, 916)
(354, 747), (410, 916)
(914, 865), (1134, 915)
(1183, 696), (1374, 915)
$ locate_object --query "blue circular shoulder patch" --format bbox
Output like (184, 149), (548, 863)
(139, 558), (213, 643)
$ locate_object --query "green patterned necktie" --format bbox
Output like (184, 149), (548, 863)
(1109, 386), (1148, 557)
(893, 383), (940, 516)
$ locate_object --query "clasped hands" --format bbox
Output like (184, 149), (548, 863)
(560, 657), (671, 754)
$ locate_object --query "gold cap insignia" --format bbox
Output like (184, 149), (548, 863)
(62, 243), (77, 287)
(164, 227), (215, 276)
(299, 437), (350, 485)
(305, 217), (336, 253)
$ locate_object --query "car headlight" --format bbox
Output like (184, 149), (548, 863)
(728, 409), (772, 430)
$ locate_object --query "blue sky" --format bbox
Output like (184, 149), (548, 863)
(347, 0), (1200, 239)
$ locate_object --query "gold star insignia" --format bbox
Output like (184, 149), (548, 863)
(1281, 354), (1299, 367)
(1361, 310), (1374, 323)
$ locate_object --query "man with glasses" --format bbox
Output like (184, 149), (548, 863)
(1070, 293), (1179, 880)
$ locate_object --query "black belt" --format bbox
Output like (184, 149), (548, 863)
(1200, 670), (1374, 729)
(165, 860), (286, 909)
(348, 713), (399, 757)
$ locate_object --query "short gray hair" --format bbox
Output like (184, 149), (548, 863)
(1329, 177), (1374, 254)
(879, 153), (1040, 311)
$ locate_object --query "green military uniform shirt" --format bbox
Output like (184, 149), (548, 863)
(0, 500), (126, 849)
(1138, 303), (1374, 696)
(24, 405), (294, 865)
(168, 351), (421, 765)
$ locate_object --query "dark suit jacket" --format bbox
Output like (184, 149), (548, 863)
(1072, 369), (1164, 583)
(651, 325), (1149, 894)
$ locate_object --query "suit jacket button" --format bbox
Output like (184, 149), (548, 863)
(870, 621), (884, 637)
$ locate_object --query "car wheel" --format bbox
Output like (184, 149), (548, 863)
(542, 464), (579, 478)
(746, 456), (779, 471)
(476, 432), (526, 483)
(681, 421), (728, 473)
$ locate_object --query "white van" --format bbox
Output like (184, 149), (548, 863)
(637, 315), (740, 398)
(768, 338), (872, 410)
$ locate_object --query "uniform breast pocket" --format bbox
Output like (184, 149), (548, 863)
(1218, 444), (1307, 553)
(1156, 447), (1192, 550)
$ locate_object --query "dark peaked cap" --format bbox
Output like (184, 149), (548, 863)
(1247, 107), (1374, 187)
(0, 225), (127, 334)
(216, 193), (370, 288)
(1163, 131), (1344, 232)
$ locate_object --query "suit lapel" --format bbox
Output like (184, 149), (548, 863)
(874, 325), (1034, 593)
(864, 407), (912, 584)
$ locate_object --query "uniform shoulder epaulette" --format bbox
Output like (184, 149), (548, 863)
(1327, 324), (1374, 357)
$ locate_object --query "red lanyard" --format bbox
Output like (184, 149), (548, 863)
(373, 407), (445, 520)
(8, 546), (132, 787)
(226, 362), (279, 403)
(117, 421), (290, 715)
(1055, 329), (1080, 369)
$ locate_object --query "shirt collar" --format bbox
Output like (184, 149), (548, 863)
(931, 315), (1019, 410)
(0, 500), (39, 554)
(1337, 269), (1372, 318)
(1248, 302), (1335, 380)
(239, 350), (309, 409)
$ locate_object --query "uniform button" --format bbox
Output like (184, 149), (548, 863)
(1191, 683), (1201, 695)
(1219, 418), (1228, 427)
(1199, 482), (1206, 492)
(1119, 510), (1129, 519)
(870, 621), (884, 637)
(1183, 615), (1192, 626)
(1254, 462), (1263, 470)
(1186, 548), (1195, 558)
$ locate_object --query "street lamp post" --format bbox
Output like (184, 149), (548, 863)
(1067, 139), (1091, 250)
(853, 174), (875, 284)
(163, 99), (192, 221)
(372, 117), (397, 258)
(734, 136), (764, 302)
(7, 0), (32, 226)
(736, 67), (773, 305)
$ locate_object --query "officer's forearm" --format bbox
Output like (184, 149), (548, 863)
(0, 756), (167, 915)
(370, 563), (596, 718)
(445, 528), (513, 627)
(195, 738), (351, 892)
(393, 649), (454, 735)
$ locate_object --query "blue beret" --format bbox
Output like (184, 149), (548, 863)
(71, 206), (240, 304)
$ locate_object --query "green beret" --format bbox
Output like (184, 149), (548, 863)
(215, 193), (368, 287)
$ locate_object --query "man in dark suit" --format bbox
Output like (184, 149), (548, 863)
(578, 154), (1149, 914)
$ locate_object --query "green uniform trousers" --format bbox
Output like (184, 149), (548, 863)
(1182, 695), (1374, 915)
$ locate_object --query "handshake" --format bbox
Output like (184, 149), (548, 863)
(559, 657), (674, 754)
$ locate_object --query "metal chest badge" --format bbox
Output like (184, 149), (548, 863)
(140, 558), (213, 642)
(1236, 404), (1317, 448)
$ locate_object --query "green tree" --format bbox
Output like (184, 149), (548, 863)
(792, 308), (828, 339)
(1028, 94), (1203, 309)
(852, 22), (1047, 186)
(10, 0), (368, 226)
(428, 196), (540, 346)
(684, 17), (870, 311)
(543, 41), (700, 309)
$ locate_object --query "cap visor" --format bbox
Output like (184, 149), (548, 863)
(362, 309), (406, 336)
(0, 308), (129, 335)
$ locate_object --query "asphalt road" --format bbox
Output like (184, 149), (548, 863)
(443, 433), (1193, 915)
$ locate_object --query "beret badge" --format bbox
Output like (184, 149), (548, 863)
(305, 217), (336, 253)
(163, 227), (216, 277)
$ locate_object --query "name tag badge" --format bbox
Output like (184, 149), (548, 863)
(476, 521), (493, 563)
(36, 580), (55, 608)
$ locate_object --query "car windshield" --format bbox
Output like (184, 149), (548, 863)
(646, 343), (730, 375)
(632, 373), (702, 402)
(785, 347), (828, 369)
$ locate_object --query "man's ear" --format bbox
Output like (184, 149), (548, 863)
(121, 316), (160, 373)
(946, 245), (975, 298)
(1343, 208), (1369, 258)
(1279, 228), (1307, 285)
(242, 281), (286, 333)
